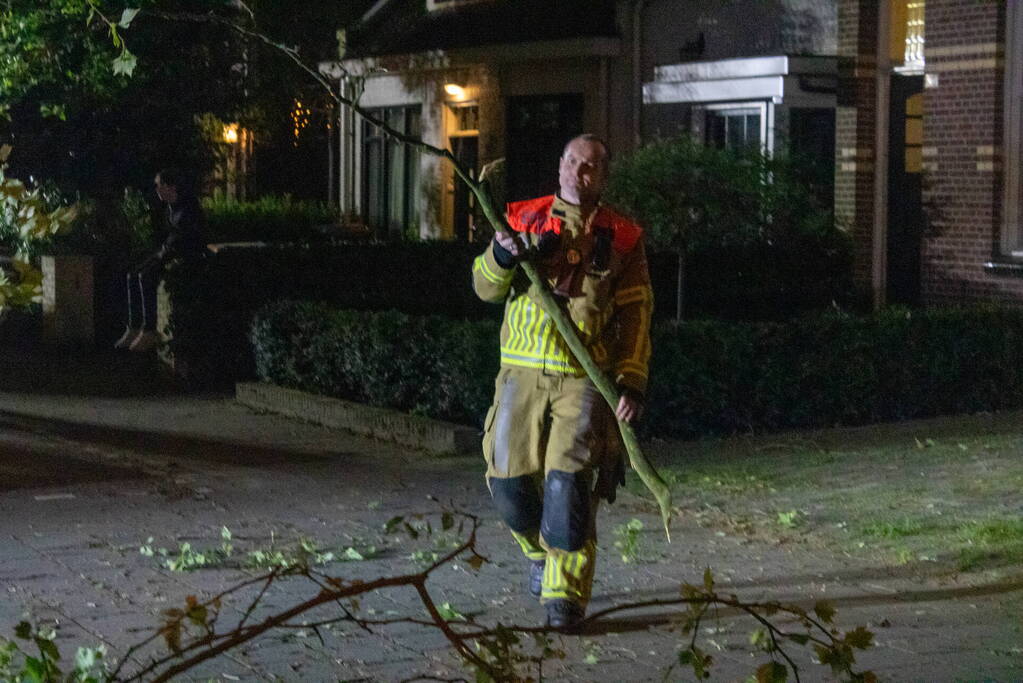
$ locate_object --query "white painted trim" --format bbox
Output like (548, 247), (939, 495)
(1002, 0), (1023, 256)
(335, 37), (621, 74)
(652, 55), (836, 83)
(644, 76), (784, 104)
(699, 101), (772, 153)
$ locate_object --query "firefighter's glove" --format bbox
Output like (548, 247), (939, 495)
(492, 230), (524, 268)
(595, 453), (626, 504)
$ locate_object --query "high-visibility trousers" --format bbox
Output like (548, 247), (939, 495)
(482, 366), (615, 607)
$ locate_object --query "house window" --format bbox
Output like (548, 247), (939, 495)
(1004, 0), (1023, 257)
(362, 106), (421, 239)
(705, 106), (764, 151)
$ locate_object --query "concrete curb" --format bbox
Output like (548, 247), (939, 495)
(236, 382), (479, 456)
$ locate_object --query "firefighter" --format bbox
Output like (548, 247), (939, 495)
(472, 134), (653, 631)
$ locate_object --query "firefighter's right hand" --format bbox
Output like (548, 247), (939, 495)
(492, 230), (524, 268)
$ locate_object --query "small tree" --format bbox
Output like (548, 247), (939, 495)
(0, 145), (77, 312)
(605, 136), (843, 322)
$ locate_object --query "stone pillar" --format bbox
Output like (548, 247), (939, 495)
(41, 254), (94, 346)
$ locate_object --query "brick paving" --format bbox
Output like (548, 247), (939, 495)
(0, 349), (1020, 681)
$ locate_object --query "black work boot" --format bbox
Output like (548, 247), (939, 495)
(545, 599), (585, 633)
(528, 558), (545, 598)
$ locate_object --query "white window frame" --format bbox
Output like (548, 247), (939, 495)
(1003, 0), (1023, 258)
(697, 101), (773, 154)
(427, 0), (491, 11)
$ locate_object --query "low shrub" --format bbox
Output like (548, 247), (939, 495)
(161, 242), (498, 385)
(202, 195), (339, 243)
(162, 235), (857, 386)
(251, 300), (499, 425)
(251, 302), (1023, 435)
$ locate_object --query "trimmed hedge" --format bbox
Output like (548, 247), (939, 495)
(252, 301), (1023, 436)
(163, 239), (856, 386)
(161, 242), (497, 385)
(251, 300), (499, 425)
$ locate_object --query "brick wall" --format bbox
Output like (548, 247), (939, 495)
(837, 0), (1023, 307)
(921, 0), (1023, 305)
(835, 0), (879, 294)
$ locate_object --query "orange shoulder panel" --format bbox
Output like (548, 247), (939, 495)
(598, 206), (643, 253)
(505, 195), (555, 234)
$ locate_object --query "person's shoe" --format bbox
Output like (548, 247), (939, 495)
(528, 559), (545, 598)
(114, 327), (141, 349)
(128, 330), (160, 352)
(545, 599), (585, 633)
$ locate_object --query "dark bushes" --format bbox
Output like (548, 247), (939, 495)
(251, 300), (499, 425)
(252, 301), (1023, 435)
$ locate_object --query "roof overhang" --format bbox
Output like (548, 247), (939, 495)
(321, 36), (621, 78)
(643, 55), (837, 106)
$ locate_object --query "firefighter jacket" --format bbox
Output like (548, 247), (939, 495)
(472, 195), (653, 396)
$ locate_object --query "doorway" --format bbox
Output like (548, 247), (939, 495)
(886, 74), (925, 306)
(505, 94), (584, 202)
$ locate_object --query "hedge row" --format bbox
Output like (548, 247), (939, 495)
(162, 242), (496, 384)
(163, 239), (854, 385)
(251, 300), (499, 425)
(251, 301), (1023, 437)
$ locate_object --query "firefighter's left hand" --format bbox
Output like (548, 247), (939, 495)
(615, 391), (643, 423)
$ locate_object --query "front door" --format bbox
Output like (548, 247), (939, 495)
(505, 95), (584, 202)
(887, 74), (925, 306)
(451, 135), (479, 242)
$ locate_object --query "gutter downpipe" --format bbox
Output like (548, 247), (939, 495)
(632, 0), (647, 149)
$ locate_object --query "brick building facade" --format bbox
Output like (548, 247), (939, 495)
(837, 0), (1023, 308)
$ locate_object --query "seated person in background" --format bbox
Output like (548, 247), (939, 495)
(115, 168), (205, 352)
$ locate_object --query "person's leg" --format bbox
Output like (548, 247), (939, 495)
(482, 368), (550, 590)
(129, 263), (162, 351)
(115, 270), (143, 348)
(539, 375), (605, 618)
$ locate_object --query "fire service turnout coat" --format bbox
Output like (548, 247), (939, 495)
(472, 195), (653, 397)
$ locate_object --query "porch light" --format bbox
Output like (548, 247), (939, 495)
(444, 83), (466, 99)
(223, 123), (239, 144)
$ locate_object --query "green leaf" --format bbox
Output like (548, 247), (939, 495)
(844, 625), (874, 649)
(583, 652), (599, 665)
(437, 602), (466, 622)
(34, 637), (59, 662)
(14, 621), (32, 640)
(756, 661), (788, 683)
(814, 600), (836, 624)
(118, 8), (141, 29)
(703, 567), (714, 592)
(74, 645), (104, 672)
(441, 511), (455, 531)
(220, 526), (232, 541)
(23, 656), (45, 681)
(112, 49), (137, 77)
(343, 547), (365, 561)
(383, 516), (404, 533)
(786, 632), (809, 645)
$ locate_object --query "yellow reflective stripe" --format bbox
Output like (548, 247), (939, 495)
(474, 254), (506, 286)
(624, 295), (652, 369)
(616, 360), (649, 376)
(615, 285), (651, 306)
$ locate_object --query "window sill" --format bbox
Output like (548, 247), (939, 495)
(983, 259), (1023, 278)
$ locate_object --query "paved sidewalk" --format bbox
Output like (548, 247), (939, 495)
(0, 348), (1021, 681)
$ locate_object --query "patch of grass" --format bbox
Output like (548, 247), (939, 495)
(644, 421), (1023, 573)
(613, 518), (645, 563)
(860, 517), (927, 539)
(956, 519), (1023, 571)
